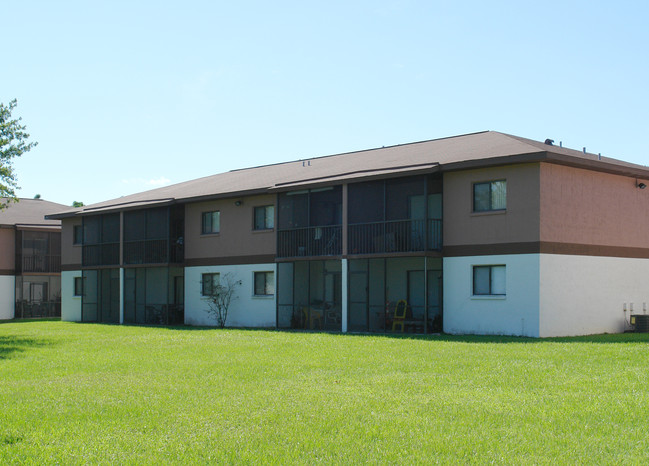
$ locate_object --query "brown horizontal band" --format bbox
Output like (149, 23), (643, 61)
(0, 269), (15, 276)
(539, 242), (649, 259)
(61, 264), (82, 272)
(444, 241), (649, 259)
(184, 254), (276, 267)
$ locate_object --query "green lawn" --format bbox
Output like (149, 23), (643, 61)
(1, 321), (648, 464)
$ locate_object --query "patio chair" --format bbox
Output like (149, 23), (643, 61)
(391, 299), (408, 332)
(303, 307), (323, 330)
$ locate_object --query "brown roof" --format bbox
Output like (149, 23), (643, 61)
(0, 198), (67, 228)
(46, 131), (649, 218)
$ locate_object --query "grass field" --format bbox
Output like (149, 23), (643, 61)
(1, 321), (648, 464)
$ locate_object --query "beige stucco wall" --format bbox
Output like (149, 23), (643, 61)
(0, 227), (15, 272)
(184, 194), (276, 262)
(61, 218), (82, 267)
(540, 163), (649, 248)
(443, 163), (541, 247)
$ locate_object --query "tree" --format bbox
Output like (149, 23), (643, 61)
(0, 99), (38, 207)
(72, 201), (84, 207)
(203, 273), (242, 328)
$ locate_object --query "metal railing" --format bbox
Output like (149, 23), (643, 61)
(348, 218), (442, 254)
(14, 301), (61, 318)
(123, 239), (169, 265)
(82, 243), (120, 266)
(277, 225), (342, 258)
(145, 304), (184, 325)
(428, 218), (443, 250)
(348, 304), (441, 334)
(19, 255), (61, 273)
(277, 304), (342, 331)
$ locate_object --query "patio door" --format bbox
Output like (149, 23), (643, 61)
(174, 276), (184, 305)
(348, 271), (368, 331)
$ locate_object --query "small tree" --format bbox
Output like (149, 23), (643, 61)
(1, 99), (38, 207)
(72, 201), (84, 207)
(203, 273), (242, 328)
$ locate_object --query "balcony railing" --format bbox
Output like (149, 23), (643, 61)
(82, 243), (120, 267)
(277, 225), (342, 258)
(14, 301), (61, 318)
(124, 239), (171, 265)
(18, 255), (61, 273)
(348, 219), (442, 255)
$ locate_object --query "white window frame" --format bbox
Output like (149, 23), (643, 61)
(201, 272), (220, 297)
(253, 271), (275, 297)
(472, 265), (506, 297)
(473, 180), (507, 212)
(73, 276), (84, 297)
(253, 205), (275, 231)
(201, 211), (220, 235)
(73, 225), (83, 245)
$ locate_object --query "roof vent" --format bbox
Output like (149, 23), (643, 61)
(544, 139), (554, 145)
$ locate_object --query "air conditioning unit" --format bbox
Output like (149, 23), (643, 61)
(631, 314), (649, 333)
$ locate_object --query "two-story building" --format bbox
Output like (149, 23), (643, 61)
(47, 131), (649, 337)
(1, 198), (67, 319)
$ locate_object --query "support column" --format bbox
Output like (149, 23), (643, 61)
(274, 262), (278, 329)
(424, 256), (428, 334)
(119, 267), (124, 324)
(342, 184), (348, 256)
(341, 258), (348, 333)
(119, 211), (124, 324)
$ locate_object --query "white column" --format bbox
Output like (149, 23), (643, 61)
(341, 258), (348, 332)
(119, 267), (124, 324)
(0, 276), (16, 320)
(273, 263), (278, 328)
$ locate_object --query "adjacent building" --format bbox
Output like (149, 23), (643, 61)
(47, 131), (649, 337)
(1, 198), (67, 319)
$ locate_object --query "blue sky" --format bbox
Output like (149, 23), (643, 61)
(3, 0), (648, 206)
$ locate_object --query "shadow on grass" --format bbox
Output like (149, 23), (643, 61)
(2, 317), (61, 324)
(113, 322), (649, 345)
(0, 335), (55, 360)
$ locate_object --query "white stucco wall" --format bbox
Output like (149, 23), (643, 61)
(443, 254), (540, 337)
(61, 270), (82, 322)
(539, 254), (649, 337)
(0, 275), (15, 320)
(184, 264), (277, 327)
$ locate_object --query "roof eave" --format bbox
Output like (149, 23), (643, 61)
(440, 151), (548, 172)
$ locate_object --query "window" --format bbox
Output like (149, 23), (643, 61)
(74, 277), (84, 296)
(254, 205), (274, 230)
(202, 273), (220, 296)
(73, 225), (83, 245)
(473, 265), (506, 296)
(202, 211), (220, 234)
(254, 271), (275, 296)
(473, 180), (506, 212)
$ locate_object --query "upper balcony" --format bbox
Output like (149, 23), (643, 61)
(348, 218), (442, 254)
(277, 186), (342, 259)
(347, 174), (442, 255)
(277, 174), (443, 259)
(15, 230), (62, 274)
(82, 213), (120, 267)
(81, 206), (184, 267)
(122, 206), (184, 265)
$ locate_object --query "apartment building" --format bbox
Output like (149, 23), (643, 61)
(1, 198), (66, 319)
(47, 131), (649, 337)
